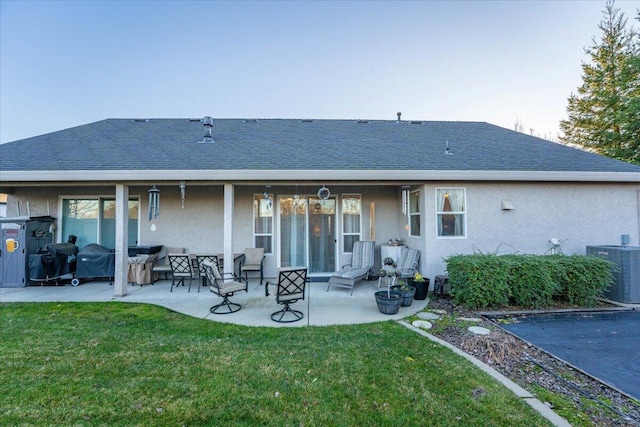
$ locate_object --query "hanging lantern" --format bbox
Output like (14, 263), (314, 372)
(148, 185), (160, 221)
(263, 185), (272, 208)
(317, 185), (330, 200)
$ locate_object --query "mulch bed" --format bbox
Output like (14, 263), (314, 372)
(422, 297), (640, 427)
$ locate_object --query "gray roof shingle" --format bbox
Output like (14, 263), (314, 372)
(1, 118), (639, 175)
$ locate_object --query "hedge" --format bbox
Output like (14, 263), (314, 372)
(446, 254), (613, 310)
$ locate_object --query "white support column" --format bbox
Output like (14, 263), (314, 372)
(114, 184), (129, 297)
(224, 183), (235, 276)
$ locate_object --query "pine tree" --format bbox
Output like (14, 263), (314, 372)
(560, 1), (640, 164)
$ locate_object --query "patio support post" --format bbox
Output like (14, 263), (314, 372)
(224, 183), (234, 276)
(114, 184), (129, 297)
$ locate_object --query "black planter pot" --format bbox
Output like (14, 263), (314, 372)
(374, 290), (403, 315)
(391, 285), (416, 306)
(408, 278), (430, 300)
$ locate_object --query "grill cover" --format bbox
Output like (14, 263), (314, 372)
(76, 244), (115, 279)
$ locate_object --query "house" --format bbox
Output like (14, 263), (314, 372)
(1, 117), (639, 294)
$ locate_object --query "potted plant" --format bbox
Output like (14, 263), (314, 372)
(408, 271), (430, 301)
(391, 275), (416, 307)
(374, 268), (402, 314)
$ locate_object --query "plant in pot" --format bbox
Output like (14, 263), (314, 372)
(374, 268), (402, 315)
(391, 274), (416, 307)
(408, 271), (430, 301)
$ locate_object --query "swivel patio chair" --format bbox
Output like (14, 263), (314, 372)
(195, 254), (220, 289)
(326, 240), (375, 295)
(168, 253), (197, 292)
(266, 267), (308, 323)
(201, 260), (248, 314)
(240, 247), (265, 285)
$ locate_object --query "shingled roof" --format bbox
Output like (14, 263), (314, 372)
(1, 118), (639, 183)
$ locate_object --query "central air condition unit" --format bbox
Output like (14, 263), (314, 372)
(586, 245), (640, 304)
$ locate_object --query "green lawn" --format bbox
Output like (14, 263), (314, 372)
(0, 302), (553, 426)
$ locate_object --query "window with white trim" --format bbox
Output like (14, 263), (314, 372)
(253, 194), (273, 254)
(61, 197), (139, 249)
(342, 194), (361, 252)
(409, 190), (421, 236)
(436, 188), (466, 237)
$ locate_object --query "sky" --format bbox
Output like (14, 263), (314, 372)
(1, 0), (638, 144)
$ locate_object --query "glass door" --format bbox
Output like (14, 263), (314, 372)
(308, 197), (336, 274)
(279, 196), (308, 268)
(279, 196), (336, 274)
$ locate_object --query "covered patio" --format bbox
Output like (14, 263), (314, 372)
(0, 278), (431, 327)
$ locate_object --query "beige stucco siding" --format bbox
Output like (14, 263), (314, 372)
(5, 182), (639, 286)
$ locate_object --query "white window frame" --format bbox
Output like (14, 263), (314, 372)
(408, 190), (421, 237)
(58, 195), (140, 248)
(435, 187), (467, 239)
(341, 193), (362, 253)
(253, 193), (273, 255)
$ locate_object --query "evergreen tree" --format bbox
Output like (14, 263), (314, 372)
(560, 1), (640, 164)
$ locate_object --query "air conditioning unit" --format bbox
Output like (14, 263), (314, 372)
(586, 245), (640, 304)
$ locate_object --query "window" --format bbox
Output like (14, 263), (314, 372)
(253, 194), (273, 254)
(409, 190), (420, 236)
(436, 188), (466, 237)
(61, 197), (139, 249)
(342, 194), (361, 252)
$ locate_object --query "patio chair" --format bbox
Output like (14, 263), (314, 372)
(378, 247), (421, 288)
(266, 267), (308, 323)
(195, 254), (220, 289)
(168, 253), (197, 292)
(152, 246), (185, 283)
(201, 260), (247, 314)
(240, 248), (265, 285)
(326, 240), (375, 295)
(396, 247), (420, 278)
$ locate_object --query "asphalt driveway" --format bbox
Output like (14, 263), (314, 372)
(500, 310), (640, 400)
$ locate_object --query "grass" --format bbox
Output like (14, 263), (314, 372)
(0, 302), (553, 426)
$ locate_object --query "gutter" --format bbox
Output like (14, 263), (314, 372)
(2, 169), (640, 183)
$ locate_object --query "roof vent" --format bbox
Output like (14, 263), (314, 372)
(396, 112), (402, 122)
(356, 120), (369, 124)
(410, 120), (423, 125)
(201, 116), (214, 143)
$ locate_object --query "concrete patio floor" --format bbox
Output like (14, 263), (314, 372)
(0, 278), (430, 327)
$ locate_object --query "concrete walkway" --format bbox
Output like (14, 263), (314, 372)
(0, 278), (429, 327)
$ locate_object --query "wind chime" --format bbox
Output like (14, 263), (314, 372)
(401, 185), (410, 215)
(148, 185), (160, 221)
(179, 181), (186, 208)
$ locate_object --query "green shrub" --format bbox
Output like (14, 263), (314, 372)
(447, 254), (511, 309)
(506, 255), (559, 308)
(445, 253), (614, 310)
(550, 255), (613, 306)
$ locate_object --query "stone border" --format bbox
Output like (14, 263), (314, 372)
(398, 320), (571, 427)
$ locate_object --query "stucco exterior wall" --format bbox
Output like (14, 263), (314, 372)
(418, 182), (640, 282)
(5, 182), (639, 287)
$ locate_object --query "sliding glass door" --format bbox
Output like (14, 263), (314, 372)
(279, 196), (336, 274)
